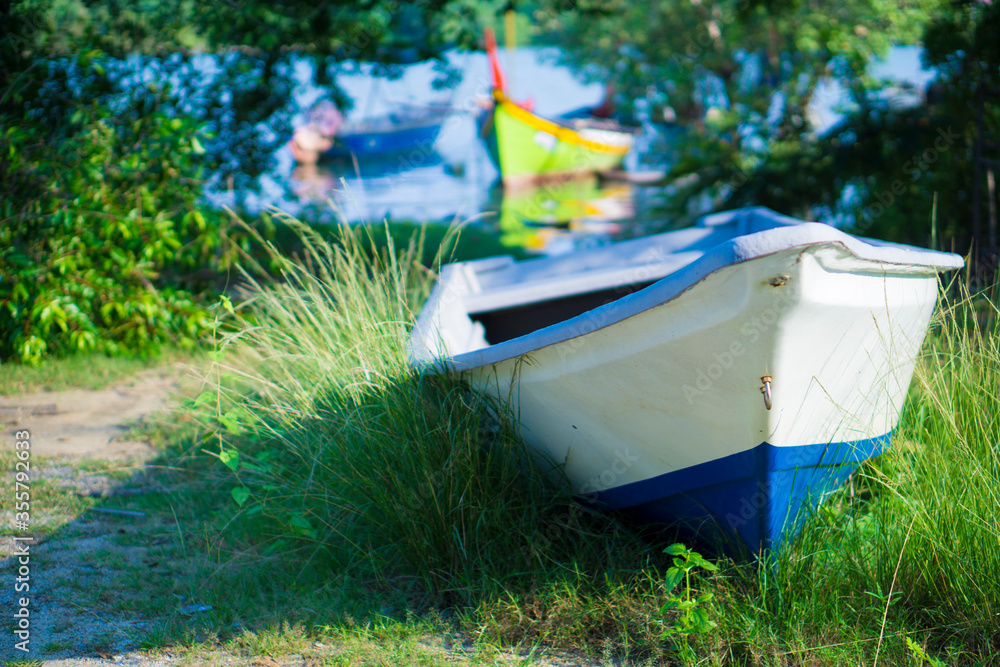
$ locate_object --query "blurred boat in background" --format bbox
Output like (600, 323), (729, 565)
(325, 106), (450, 159)
(290, 100), (449, 164)
(478, 28), (635, 188)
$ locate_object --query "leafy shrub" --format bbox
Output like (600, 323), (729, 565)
(0, 63), (238, 363)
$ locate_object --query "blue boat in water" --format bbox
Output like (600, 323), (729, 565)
(289, 102), (450, 164)
(325, 107), (450, 159)
(410, 207), (964, 554)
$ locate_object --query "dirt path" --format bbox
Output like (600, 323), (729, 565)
(0, 368), (179, 460)
(1, 367), (188, 664)
(1, 367), (309, 666)
(1, 368), (595, 667)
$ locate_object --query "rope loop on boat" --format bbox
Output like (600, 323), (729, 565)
(760, 375), (773, 410)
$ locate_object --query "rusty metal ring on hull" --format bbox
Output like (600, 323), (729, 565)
(760, 375), (773, 410)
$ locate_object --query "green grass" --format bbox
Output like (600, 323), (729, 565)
(269, 216), (531, 274)
(0, 346), (201, 396)
(191, 216), (597, 602)
(180, 216), (999, 665)
(14, 214), (999, 665)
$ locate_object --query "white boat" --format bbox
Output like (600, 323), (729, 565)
(409, 207), (964, 553)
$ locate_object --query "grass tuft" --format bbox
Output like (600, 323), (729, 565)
(197, 215), (613, 605)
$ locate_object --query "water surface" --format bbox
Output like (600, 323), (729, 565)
(212, 46), (932, 255)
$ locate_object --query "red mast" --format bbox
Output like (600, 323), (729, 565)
(484, 27), (507, 96)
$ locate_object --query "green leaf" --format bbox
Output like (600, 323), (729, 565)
(290, 514), (316, 537)
(219, 449), (240, 471)
(664, 543), (687, 556)
(218, 412), (240, 434)
(244, 504), (264, 517)
(193, 391), (214, 407)
(231, 486), (250, 506)
(658, 598), (678, 615)
(663, 567), (684, 592)
(692, 607), (717, 632)
(689, 553), (719, 571)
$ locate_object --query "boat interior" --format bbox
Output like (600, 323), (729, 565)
(469, 279), (656, 345)
(412, 207), (964, 367)
(458, 208), (809, 346)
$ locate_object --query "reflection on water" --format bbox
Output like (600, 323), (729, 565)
(234, 47), (668, 255)
(287, 150), (471, 225)
(290, 159), (650, 255)
(487, 177), (635, 253)
(207, 46), (930, 255)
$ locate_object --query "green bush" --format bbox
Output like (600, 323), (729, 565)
(0, 71), (236, 363)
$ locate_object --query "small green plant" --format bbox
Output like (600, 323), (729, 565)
(40, 640), (73, 653)
(659, 543), (719, 663)
(905, 637), (947, 667)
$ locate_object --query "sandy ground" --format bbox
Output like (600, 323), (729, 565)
(1, 368), (187, 664)
(0, 369), (178, 460)
(0, 367), (339, 666)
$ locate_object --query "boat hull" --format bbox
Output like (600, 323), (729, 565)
(612, 435), (890, 553)
(410, 208), (963, 554)
(325, 120), (444, 159)
(464, 244), (938, 551)
(481, 100), (632, 188)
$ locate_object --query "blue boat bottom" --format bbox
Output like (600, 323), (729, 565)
(583, 434), (892, 554)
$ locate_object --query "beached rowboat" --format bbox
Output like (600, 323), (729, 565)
(409, 207), (964, 553)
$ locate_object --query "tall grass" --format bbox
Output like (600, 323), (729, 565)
(197, 217), (1000, 664)
(201, 216), (646, 606)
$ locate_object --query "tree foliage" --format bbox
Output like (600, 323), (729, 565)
(543, 0), (986, 244)
(0, 0), (486, 363)
(3, 0), (483, 61)
(739, 0), (1000, 251)
(0, 56), (238, 362)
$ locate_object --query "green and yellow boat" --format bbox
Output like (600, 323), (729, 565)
(478, 28), (634, 189)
